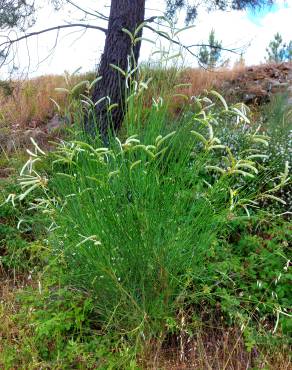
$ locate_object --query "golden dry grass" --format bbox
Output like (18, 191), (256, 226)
(0, 73), (94, 128)
(183, 64), (244, 95)
(0, 75), (63, 127)
(0, 66), (246, 129)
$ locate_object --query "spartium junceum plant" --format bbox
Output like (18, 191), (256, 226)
(12, 84), (290, 349)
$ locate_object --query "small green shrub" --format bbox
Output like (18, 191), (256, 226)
(14, 89), (290, 353)
(200, 216), (291, 333)
(0, 173), (48, 273)
(0, 80), (14, 97)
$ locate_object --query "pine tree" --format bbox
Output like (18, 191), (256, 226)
(285, 41), (292, 61)
(265, 33), (286, 63)
(198, 29), (222, 69)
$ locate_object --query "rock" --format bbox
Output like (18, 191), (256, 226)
(270, 82), (289, 94)
(6, 138), (19, 152)
(287, 72), (292, 82)
(222, 62), (292, 106)
(2, 127), (51, 153)
(243, 93), (257, 104)
(0, 167), (13, 178)
(46, 114), (66, 133)
(7, 129), (48, 151)
(24, 128), (47, 141)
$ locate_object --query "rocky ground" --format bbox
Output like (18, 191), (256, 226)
(223, 62), (292, 106)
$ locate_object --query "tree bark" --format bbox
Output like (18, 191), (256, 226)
(89, 0), (146, 140)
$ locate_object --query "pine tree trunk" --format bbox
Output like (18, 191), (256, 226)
(88, 0), (146, 140)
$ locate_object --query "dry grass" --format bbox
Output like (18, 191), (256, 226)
(142, 328), (291, 369)
(183, 64), (244, 96)
(0, 75), (63, 127)
(0, 72), (94, 153)
(0, 72), (94, 128)
(0, 66), (246, 129)
(2, 62), (290, 130)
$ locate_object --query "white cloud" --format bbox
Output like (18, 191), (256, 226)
(178, 0), (292, 66)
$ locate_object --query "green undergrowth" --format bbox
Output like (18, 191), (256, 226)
(261, 93), (292, 211)
(0, 152), (50, 274)
(0, 76), (291, 367)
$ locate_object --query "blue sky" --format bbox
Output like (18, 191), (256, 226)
(247, 4), (278, 24)
(247, 2), (289, 24)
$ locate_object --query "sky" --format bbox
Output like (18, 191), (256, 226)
(1, 0), (292, 78)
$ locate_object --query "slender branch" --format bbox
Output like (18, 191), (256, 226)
(145, 25), (199, 58)
(0, 23), (107, 48)
(65, 0), (109, 21)
(145, 24), (241, 57)
(187, 43), (244, 54)
(144, 16), (159, 23)
(0, 23), (107, 69)
(36, 28), (60, 68)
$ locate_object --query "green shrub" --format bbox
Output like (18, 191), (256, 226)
(200, 216), (291, 333)
(195, 93), (291, 214)
(0, 80), (14, 97)
(14, 88), (290, 352)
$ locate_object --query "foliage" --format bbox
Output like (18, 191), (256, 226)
(0, 285), (136, 369)
(265, 32), (292, 62)
(198, 29), (223, 69)
(286, 40), (292, 61)
(208, 93), (292, 213)
(264, 94), (292, 168)
(260, 94), (292, 211)
(0, 0), (35, 30)
(0, 154), (48, 273)
(0, 79), (14, 97)
(165, 0), (275, 24)
(208, 216), (291, 334)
